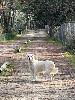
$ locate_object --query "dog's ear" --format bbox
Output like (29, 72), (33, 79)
(31, 54), (34, 58)
(25, 53), (34, 59)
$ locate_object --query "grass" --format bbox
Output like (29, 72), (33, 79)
(14, 40), (32, 53)
(5, 34), (21, 42)
(0, 34), (21, 42)
(46, 37), (63, 45)
(21, 41), (31, 51)
(46, 37), (75, 67)
(64, 52), (75, 67)
(0, 62), (14, 76)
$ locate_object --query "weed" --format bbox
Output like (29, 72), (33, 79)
(0, 62), (14, 76)
(64, 52), (75, 67)
(46, 37), (63, 45)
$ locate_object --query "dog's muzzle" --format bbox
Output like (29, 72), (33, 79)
(28, 58), (30, 61)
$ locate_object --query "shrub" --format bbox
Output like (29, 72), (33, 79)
(0, 62), (14, 76)
(65, 39), (75, 53)
(64, 52), (75, 66)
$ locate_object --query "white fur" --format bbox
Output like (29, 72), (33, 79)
(26, 54), (58, 81)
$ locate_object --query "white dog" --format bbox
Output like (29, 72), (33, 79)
(26, 54), (58, 81)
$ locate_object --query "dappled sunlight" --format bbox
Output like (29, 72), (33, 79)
(0, 74), (75, 99)
(25, 33), (35, 37)
(0, 30), (75, 99)
(24, 29), (47, 38)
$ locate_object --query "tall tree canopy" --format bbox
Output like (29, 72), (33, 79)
(0, 0), (75, 34)
(20, 0), (75, 28)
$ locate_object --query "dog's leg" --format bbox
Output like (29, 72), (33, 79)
(46, 68), (50, 80)
(50, 74), (54, 81)
(33, 69), (37, 81)
(46, 71), (49, 77)
(50, 74), (52, 81)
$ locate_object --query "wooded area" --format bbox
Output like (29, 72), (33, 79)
(0, 1), (75, 100)
(0, 0), (75, 51)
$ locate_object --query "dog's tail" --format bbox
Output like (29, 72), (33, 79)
(50, 67), (58, 75)
(46, 60), (55, 68)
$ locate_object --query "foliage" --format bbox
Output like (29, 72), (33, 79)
(0, 0), (16, 39)
(13, 11), (27, 33)
(46, 37), (63, 45)
(65, 38), (75, 53)
(21, 0), (75, 28)
(64, 52), (75, 67)
(0, 62), (14, 76)
(1, 0), (75, 40)
(0, 34), (20, 42)
(0, 24), (3, 34)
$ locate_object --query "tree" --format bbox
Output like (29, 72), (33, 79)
(0, 0), (17, 39)
(21, 0), (75, 37)
(1, 0), (75, 39)
(21, 0), (75, 27)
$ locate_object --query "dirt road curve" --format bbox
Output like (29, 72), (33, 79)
(0, 30), (75, 100)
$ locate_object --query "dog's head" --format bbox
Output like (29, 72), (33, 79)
(26, 54), (34, 61)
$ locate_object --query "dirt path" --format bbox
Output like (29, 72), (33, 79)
(0, 30), (75, 100)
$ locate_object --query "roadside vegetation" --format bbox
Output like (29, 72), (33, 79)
(46, 37), (63, 45)
(14, 40), (32, 53)
(0, 62), (14, 76)
(46, 37), (75, 67)
(0, 34), (21, 42)
(64, 52), (75, 67)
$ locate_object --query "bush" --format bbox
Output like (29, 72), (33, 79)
(0, 33), (15, 40)
(4, 33), (15, 40)
(64, 52), (75, 66)
(65, 39), (75, 53)
(0, 62), (14, 76)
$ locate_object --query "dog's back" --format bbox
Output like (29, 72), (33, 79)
(34, 61), (46, 72)
(45, 60), (55, 68)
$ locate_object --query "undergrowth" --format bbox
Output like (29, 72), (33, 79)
(46, 37), (63, 45)
(46, 37), (75, 67)
(64, 52), (75, 67)
(0, 34), (21, 42)
(0, 62), (14, 76)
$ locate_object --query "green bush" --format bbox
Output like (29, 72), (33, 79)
(46, 37), (62, 45)
(4, 33), (15, 40)
(64, 52), (75, 66)
(65, 39), (75, 53)
(0, 33), (16, 40)
(0, 62), (14, 76)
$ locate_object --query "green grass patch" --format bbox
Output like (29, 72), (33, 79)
(64, 52), (75, 67)
(5, 34), (21, 42)
(46, 37), (63, 45)
(12, 34), (21, 40)
(0, 62), (14, 76)
(0, 34), (21, 42)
